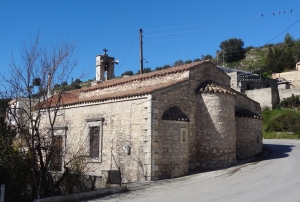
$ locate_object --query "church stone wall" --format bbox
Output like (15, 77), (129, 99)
(236, 117), (262, 159)
(235, 92), (261, 115)
(151, 81), (194, 180)
(40, 96), (152, 183)
(189, 62), (231, 89)
(150, 63), (236, 179)
(160, 121), (189, 178)
(196, 93), (237, 169)
(188, 62), (233, 169)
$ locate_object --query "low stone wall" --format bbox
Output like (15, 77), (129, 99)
(236, 117), (262, 159)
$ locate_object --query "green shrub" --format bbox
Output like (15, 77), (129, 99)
(263, 131), (300, 139)
(277, 94), (300, 109)
(263, 108), (300, 135)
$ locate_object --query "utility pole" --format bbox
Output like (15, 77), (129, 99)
(222, 49), (225, 66)
(139, 28), (144, 74)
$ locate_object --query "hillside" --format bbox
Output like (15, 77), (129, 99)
(211, 47), (269, 71)
(75, 34), (300, 84)
(210, 34), (300, 76)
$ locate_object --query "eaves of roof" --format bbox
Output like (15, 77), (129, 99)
(199, 81), (236, 96)
(37, 79), (189, 109)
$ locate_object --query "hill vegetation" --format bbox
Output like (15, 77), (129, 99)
(119, 33), (300, 78)
(263, 94), (300, 139)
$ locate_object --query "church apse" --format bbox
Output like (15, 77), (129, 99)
(196, 81), (237, 169)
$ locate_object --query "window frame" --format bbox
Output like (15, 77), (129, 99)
(50, 127), (68, 172)
(89, 126), (100, 158)
(85, 118), (104, 163)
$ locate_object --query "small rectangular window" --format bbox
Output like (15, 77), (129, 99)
(90, 126), (100, 158)
(52, 135), (63, 171)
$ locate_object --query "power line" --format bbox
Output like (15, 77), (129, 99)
(145, 10), (294, 32)
(264, 18), (300, 45)
(144, 16), (259, 32)
(115, 33), (138, 74)
(144, 19), (285, 38)
(144, 26), (263, 44)
(144, 17), (296, 44)
(113, 34), (139, 55)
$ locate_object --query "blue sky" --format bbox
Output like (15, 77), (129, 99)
(1, 0), (300, 82)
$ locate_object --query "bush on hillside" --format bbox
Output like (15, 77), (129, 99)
(263, 108), (300, 133)
(277, 94), (300, 109)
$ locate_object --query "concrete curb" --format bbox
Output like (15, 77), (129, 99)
(33, 186), (127, 202)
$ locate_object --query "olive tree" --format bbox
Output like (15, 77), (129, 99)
(219, 38), (245, 63)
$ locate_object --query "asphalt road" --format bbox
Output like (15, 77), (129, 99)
(89, 139), (300, 202)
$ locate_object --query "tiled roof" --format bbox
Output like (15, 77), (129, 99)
(81, 60), (209, 92)
(198, 80), (236, 95)
(162, 106), (189, 122)
(36, 60), (214, 109)
(37, 79), (189, 108)
(235, 108), (262, 119)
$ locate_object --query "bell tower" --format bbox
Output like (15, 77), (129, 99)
(95, 48), (118, 84)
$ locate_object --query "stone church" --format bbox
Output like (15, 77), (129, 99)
(39, 51), (263, 182)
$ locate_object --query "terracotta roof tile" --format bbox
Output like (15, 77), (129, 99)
(199, 80), (236, 95)
(81, 60), (209, 93)
(37, 60), (213, 109)
(38, 79), (189, 108)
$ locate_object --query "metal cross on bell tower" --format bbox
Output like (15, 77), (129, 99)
(103, 47), (108, 55)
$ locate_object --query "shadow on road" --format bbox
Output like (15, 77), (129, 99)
(262, 143), (294, 160)
(187, 143), (295, 175)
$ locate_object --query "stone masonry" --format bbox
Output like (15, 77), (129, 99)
(38, 58), (263, 182)
(236, 117), (262, 159)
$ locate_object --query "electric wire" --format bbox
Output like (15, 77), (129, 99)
(118, 11), (296, 75)
(144, 16), (259, 32)
(113, 33), (139, 55)
(144, 18), (287, 38)
(144, 10), (293, 32)
(144, 18), (295, 44)
(115, 33), (139, 74)
(264, 18), (300, 45)
(144, 26), (264, 44)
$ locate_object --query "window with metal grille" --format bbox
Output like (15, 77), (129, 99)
(52, 135), (63, 171)
(90, 126), (100, 158)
